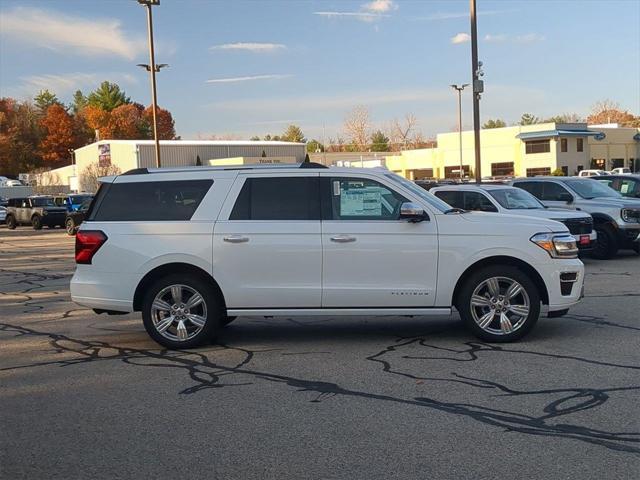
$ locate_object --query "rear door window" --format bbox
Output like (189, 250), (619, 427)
(541, 182), (570, 201)
(92, 180), (213, 221)
(515, 182), (543, 199)
(230, 177), (320, 220)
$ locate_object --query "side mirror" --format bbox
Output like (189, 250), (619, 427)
(400, 202), (429, 222)
(558, 192), (573, 203)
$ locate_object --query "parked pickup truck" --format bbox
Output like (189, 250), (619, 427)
(71, 163), (584, 349)
(5, 196), (67, 230)
(512, 177), (640, 258)
(431, 184), (596, 252)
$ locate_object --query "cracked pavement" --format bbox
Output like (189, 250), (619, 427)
(1, 229), (639, 479)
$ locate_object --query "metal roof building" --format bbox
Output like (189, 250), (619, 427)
(73, 140), (307, 175)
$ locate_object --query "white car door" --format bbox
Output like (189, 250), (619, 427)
(213, 173), (322, 309)
(320, 173), (439, 308)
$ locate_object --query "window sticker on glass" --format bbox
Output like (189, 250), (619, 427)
(333, 180), (341, 196)
(621, 183), (630, 194)
(341, 187), (382, 216)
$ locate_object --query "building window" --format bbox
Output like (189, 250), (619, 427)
(577, 138), (584, 152)
(611, 158), (624, 169)
(560, 138), (568, 152)
(526, 167), (551, 177)
(444, 165), (470, 178)
(591, 158), (606, 169)
(525, 140), (550, 154)
(491, 162), (514, 177)
(561, 166), (569, 176)
(409, 168), (434, 180)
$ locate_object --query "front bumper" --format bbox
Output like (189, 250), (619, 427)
(616, 225), (640, 247)
(537, 258), (585, 312)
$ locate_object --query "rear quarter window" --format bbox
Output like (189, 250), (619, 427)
(91, 179), (213, 221)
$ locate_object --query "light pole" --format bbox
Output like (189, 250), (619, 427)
(450, 84), (469, 181)
(470, 0), (484, 183)
(137, 0), (163, 168)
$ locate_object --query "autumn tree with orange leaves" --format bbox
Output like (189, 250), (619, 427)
(144, 106), (176, 140)
(39, 104), (78, 169)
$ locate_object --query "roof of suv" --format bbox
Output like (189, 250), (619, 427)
(433, 184), (517, 191)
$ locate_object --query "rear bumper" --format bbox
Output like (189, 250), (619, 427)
(70, 268), (137, 313)
(573, 231), (597, 251)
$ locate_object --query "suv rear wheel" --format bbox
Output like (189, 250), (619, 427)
(6, 215), (17, 229)
(457, 265), (541, 342)
(65, 218), (76, 235)
(142, 274), (221, 349)
(31, 215), (42, 230)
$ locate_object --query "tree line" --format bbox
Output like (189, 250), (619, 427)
(482, 100), (640, 129)
(0, 81), (177, 176)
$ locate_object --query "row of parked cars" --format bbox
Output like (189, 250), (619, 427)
(419, 174), (640, 259)
(2, 193), (93, 234)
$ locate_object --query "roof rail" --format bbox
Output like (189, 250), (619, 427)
(120, 163), (328, 176)
(122, 168), (149, 175)
(299, 162), (328, 169)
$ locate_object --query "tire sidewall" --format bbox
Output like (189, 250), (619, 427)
(458, 265), (541, 342)
(6, 215), (16, 229)
(592, 224), (617, 259)
(31, 215), (42, 230)
(66, 218), (76, 235)
(141, 274), (221, 349)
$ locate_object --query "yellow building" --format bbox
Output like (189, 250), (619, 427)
(386, 123), (640, 180)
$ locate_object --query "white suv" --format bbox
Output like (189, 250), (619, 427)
(71, 164), (584, 348)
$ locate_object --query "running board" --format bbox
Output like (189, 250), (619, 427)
(226, 308), (452, 317)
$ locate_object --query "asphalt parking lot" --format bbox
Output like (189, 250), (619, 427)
(1, 228), (639, 479)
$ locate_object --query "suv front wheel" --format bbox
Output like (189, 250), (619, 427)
(142, 274), (222, 349)
(6, 215), (17, 229)
(457, 265), (541, 342)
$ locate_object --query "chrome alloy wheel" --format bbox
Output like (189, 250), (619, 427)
(150, 284), (208, 342)
(470, 276), (530, 336)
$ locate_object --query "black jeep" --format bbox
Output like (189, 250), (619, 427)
(65, 197), (93, 235)
(5, 196), (68, 230)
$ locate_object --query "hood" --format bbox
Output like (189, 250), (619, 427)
(459, 211), (566, 231)
(505, 208), (590, 221)
(579, 196), (640, 209)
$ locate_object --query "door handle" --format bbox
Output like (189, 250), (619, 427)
(223, 235), (249, 243)
(330, 235), (357, 243)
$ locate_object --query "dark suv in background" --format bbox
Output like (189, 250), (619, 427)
(65, 197), (93, 235)
(5, 196), (68, 230)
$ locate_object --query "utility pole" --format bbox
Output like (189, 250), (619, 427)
(137, 0), (163, 168)
(450, 84), (469, 180)
(470, 0), (484, 183)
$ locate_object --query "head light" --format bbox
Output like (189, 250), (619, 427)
(531, 233), (578, 259)
(621, 208), (640, 223)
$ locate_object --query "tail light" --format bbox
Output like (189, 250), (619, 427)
(75, 230), (107, 264)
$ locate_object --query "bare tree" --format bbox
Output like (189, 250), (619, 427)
(343, 106), (371, 151)
(390, 113), (418, 150)
(80, 162), (121, 193)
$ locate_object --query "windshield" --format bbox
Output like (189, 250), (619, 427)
(70, 195), (92, 204)
(487, 188), (544, 209)
(564, 179), (621, 199)
(32, 197), (55, 207)
(384, 173), (451, 212)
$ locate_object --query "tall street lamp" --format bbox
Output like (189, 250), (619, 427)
(450, 84), (469, 181)
(470, 0), (484, 183)
(137, 0), (163, 168)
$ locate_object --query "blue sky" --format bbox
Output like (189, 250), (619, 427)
(1, 0), (639, 141)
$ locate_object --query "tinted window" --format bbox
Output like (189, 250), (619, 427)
(230, 177), (319, 220)
(488, 188), (543, 209)
(434, 190), (464, 209)
(93, 180), (212, 221)
(326, 177), (407, 220)
(514, 182), (543, 199)
(463, 192), (498, 212)
(540, 182), (570, 201)
(32, 197), (55, 207)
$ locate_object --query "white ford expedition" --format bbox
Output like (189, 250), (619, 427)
(71, 164), (584, 349)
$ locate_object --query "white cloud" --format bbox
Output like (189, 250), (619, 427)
(362, 0), (398, 13)
(210, 42), (286, 53)
(313, 11), (389, 22)
(516, 33), (545, 43)
(206, 88), (450, 112)
(484, 34), (508, 43)
(206, 74), (293, 84)
(0, 7), (144, 60)
(451, 33), (471, 44)
(9, 72), (137, 99)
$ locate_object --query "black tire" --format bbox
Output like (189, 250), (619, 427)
(457, 265), (541, 342)
(65, 218), (76, 235)
(592, 224), (618, 259)
(6, 215), (17, 229)
(221, 315), (237, 327)
(548, 308), (569, 318)
(633, 243), (640, 255)
(141, 273), (222, 349)
(31, 215), (42, 230)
